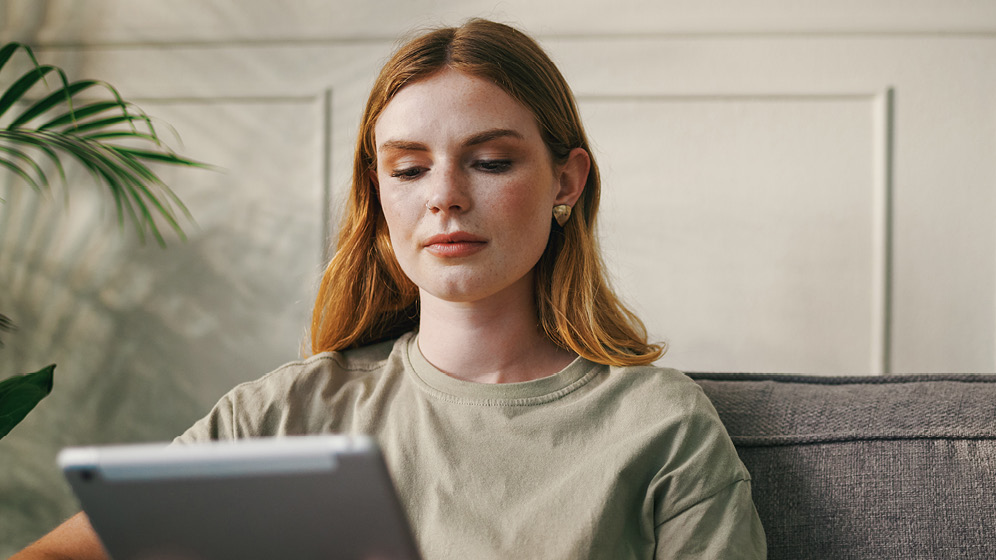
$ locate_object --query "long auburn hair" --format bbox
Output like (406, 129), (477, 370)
(310, 18), (664, 366)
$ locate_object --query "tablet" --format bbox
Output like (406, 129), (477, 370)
(58, 435), (422, 560)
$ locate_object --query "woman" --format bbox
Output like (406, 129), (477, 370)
(16, 18), (765, 559)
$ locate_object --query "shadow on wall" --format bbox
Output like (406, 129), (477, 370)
(0, 168), (317, 553)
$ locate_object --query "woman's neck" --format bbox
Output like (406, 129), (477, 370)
(416, 282), (577, 384)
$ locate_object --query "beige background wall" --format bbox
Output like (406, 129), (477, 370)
(2, 0), (995, 552)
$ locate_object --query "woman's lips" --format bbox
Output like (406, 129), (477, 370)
(423, 232), (487, 258)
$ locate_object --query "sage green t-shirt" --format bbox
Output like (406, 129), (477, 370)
(176, 332), (766, 559)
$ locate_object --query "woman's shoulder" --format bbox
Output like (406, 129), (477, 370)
(175, 335), (412, 442)
(596, 362), (731, 435)
(231, 335), (406, 397)
(606, 363), (709, 404)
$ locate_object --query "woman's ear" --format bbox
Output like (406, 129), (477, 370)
(554, 148), (590, 206)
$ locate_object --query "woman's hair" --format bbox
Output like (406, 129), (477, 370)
(310, 18), (664, 366)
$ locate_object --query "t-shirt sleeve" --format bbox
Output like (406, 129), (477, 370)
(654, 478), (766, 559)
(648, 381), (767, 559)
(172, 394), (238, 444)
(169, 361), (307, 444)
(169, 355), (350, 444)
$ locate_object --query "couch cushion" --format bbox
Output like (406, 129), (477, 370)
(688, 373), (996, 560)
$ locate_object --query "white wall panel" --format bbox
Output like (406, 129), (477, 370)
(550, 36), (996, 373)
(583, 95), (881, 373)
(4, 0), (996, 43)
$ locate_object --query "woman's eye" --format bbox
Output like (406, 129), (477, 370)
(390, 167), (425, 181)
(476, 160), (512, 173)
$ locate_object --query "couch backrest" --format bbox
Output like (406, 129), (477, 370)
(689, 373), (996, 560)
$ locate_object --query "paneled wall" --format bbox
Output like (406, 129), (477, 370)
(1, 0), (994, 552)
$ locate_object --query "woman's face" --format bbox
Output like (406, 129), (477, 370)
(373, 68), (582, 305)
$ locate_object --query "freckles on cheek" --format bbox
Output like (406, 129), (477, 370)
(380, 192), (416, 240)
(501, 183), (549, 221)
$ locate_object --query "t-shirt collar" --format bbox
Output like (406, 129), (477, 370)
(402, 332), (599, 405)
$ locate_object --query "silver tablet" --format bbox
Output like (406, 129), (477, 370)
(58, 435), (422, 560)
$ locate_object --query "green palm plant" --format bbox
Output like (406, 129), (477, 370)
(0, 41), (206, 439)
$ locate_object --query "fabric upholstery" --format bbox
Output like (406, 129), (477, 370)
(688, 373), (996, 560)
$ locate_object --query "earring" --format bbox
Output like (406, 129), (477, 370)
(552, 204), (572, 226)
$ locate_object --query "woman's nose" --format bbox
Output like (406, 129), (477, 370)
(425, 164), (471, 214)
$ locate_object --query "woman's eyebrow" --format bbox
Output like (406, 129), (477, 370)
(378, 140), (427, 152)
(378, 129), (523, 153)
(464, 128), (523, 146)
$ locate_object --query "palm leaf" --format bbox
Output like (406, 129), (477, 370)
(0, 64), (62, 119)
(0, 143), (49, 190)
(0, 129), (67, 185)
(0, 41), (209, 246)
(0, 365), (55, 439)
(60, 113), (146, 135)
(0, 43), (23, 70)
(0, 159), (40, 194)
(8, 80), (100, 128)
(37, 100), (128, 131)
(0, 313), (13, 344)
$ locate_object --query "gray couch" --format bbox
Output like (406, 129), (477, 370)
(688, 373), (996, 560)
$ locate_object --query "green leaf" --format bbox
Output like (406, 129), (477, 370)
(112, 147), (208, 168)
(0, 365), (55, 439)
(91, 158), (151, 242)
(0, 153), (44, 191)
(82, 131), (160, 143)
(8, 80), (100, 128)
(1, 41), (210, 245)
(4, 129), (191, 244)
(0, 43), (21, 71)
(63, 114), (146, 136)
(0, 143), (50, 189)
(0, 65), (60, 121)
(0, 129), (67, 184)
(0, 313), (13, 348)
(39, 100), (125, 131)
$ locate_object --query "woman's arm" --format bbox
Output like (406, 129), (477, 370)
(11, 512), (108, 560)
